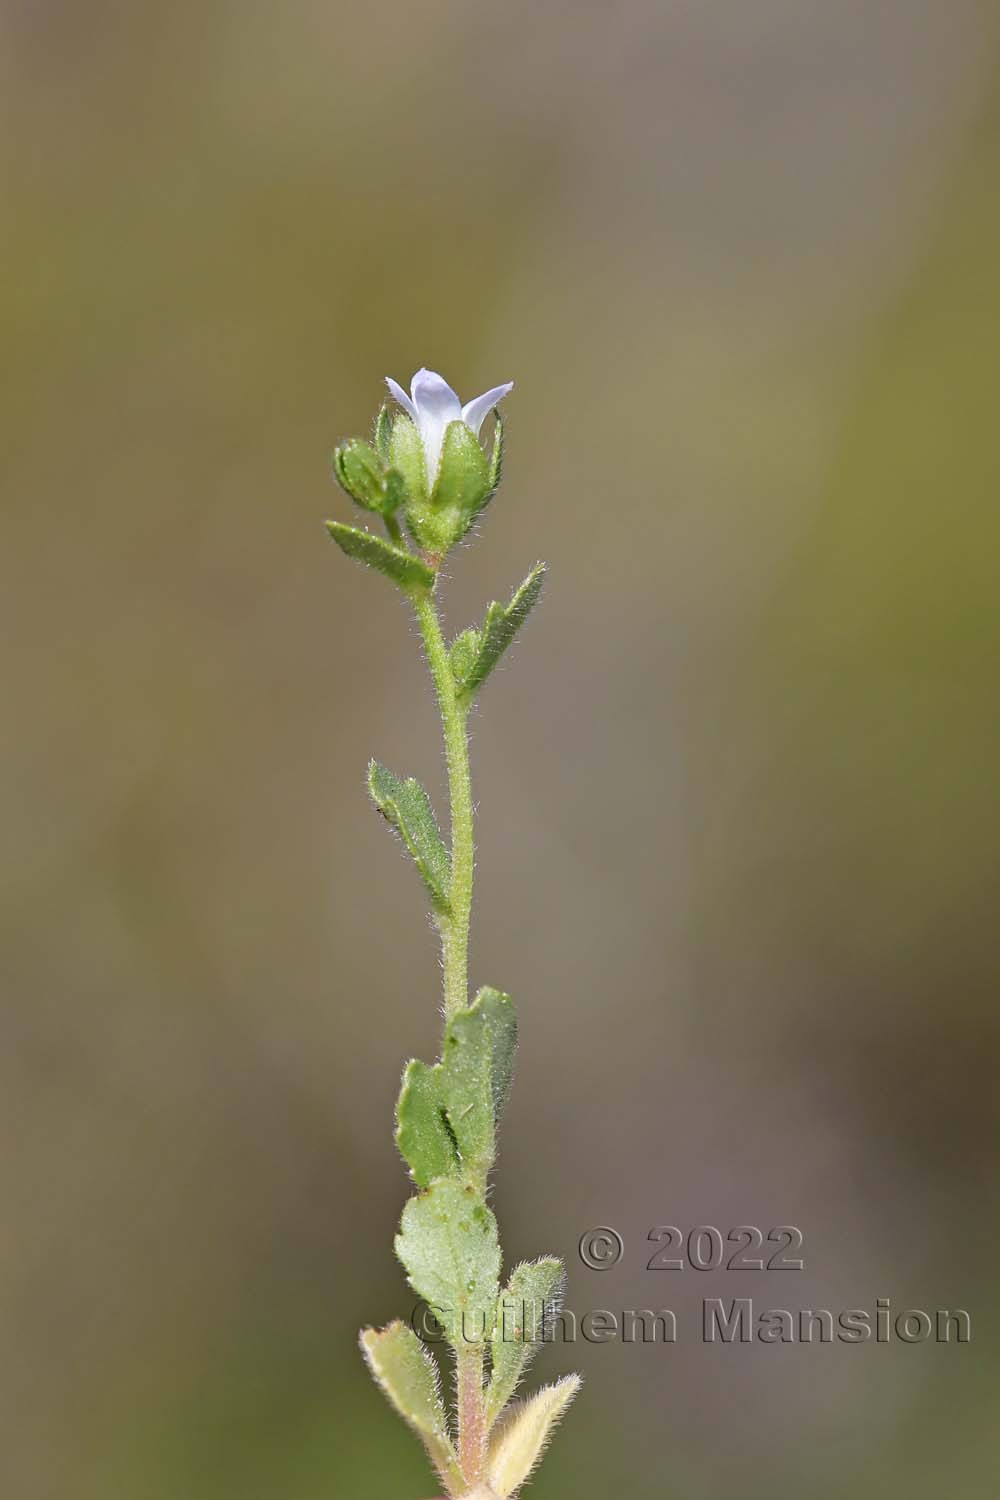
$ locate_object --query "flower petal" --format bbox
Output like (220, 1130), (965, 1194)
(385, 377), (417, 422)
(409, 368), (462, 417)
(461, 382), (514, 439)
(410, 369), (463, 486)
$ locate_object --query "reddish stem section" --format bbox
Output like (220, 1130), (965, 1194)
(457, 1345), (486, 1485)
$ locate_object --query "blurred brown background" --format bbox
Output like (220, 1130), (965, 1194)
(3, 2), (999, 1496)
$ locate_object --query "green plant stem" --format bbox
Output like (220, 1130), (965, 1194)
(412, 587), (474, 1023)
(413, 584), (483, 1489)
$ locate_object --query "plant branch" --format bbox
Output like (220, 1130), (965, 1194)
(413, 586), (474, 1023)
(412, 583), (486, 1484)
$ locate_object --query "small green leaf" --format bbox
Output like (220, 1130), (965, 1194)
(436, 986), (517, 1182)
(487, 1257), (565, 1423)
(449, 627), (480, 689)
(396, 1059), (458, 1187)
(452, 564), (545, 700)
(486, 1375), (582, 1498)
(359, 1322), (462, 1492)
(458, 986), (518, 1125)
(395, 1179), (501, 1350)
(396, 988), (517, 1189)
(368, 761), (451, 913)
(326, 521), (435, 592)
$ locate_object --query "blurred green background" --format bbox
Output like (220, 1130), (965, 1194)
(3, 3), (999, 1496)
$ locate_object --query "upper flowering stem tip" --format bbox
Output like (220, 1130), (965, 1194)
(385, 369), (513, 485)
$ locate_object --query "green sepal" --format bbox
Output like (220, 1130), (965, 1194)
(404, 420), (494, 556)
(433, 420), (491, 516)
(359, 1321), (462, 1492)
(389, 414), (429, 505)
(368, 761), (451, 913)
(373, 404), (393, 461)
(451, 564), (546, 701)
(383, 468), (406, 515)
(487, 1257), (565, 1423)
(395, 1178), (501, 1350)
(396, 1058), (458, 1188)
(326, 521), (435, 592)
(487, 409), (505, 495)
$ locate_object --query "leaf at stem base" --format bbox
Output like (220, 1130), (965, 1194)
(486, 1375), (582, 1498)
(359, 1321), (462, 1492)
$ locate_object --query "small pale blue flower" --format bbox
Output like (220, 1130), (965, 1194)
(385, 368), (513, 488)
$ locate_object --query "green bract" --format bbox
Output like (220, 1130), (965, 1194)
(330, 370), (579, 1498)
(450, 563), (546, 704)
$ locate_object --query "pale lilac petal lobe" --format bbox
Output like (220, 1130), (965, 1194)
(385, 377), (417, 421)
(461, 382), (514, 438)
(409, 369), (463, 486)
(410, 368), (462, 421)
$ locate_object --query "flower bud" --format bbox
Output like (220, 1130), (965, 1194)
(332, 438), (404, 518)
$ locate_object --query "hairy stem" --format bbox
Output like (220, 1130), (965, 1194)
(456, 1344), (487, 1484)
(413, 587), (474, 1022)
(413, 585), (484, 1485)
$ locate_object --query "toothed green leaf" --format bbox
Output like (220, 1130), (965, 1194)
(396, 988), (517, 1188)
(359, 1322), (461, 1491)
(452, 564), (545, 700)
(326, 521), (435, 591)
(438, 987), (517, 1182)
(487, 1257), (565, 1422)
(395, 1179), (501, 1350)
(368, 761), (451, 913)
(392, 990), (515, 1188)
(396, 1059), (457, 1187)
(452, 985), (518, 1129)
